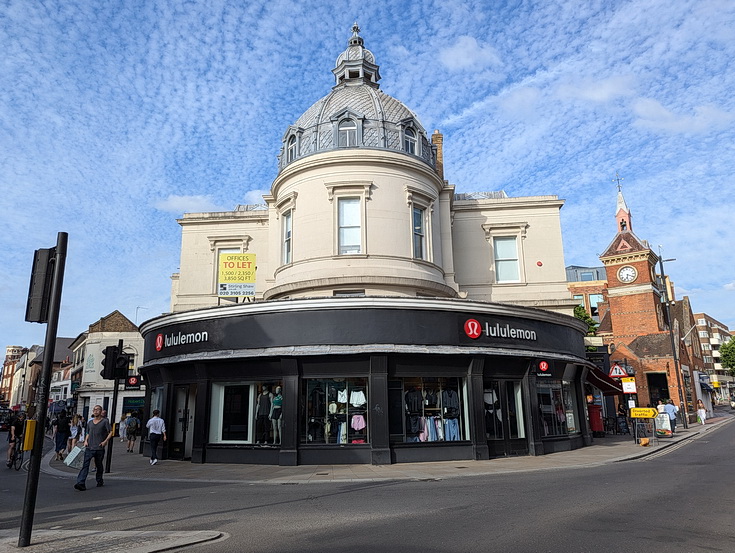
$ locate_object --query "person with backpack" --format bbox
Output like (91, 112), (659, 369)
(52, 410), (71, 461)
(125, 411), (141, 453)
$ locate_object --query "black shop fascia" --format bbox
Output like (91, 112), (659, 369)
(138, 297), (592, 466)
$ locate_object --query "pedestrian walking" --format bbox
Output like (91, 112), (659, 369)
(125, 411), (141, 453)
(52, 410), (71, 461)
(696, 399), (707, 425)
(74, 405), (113, 491)
(663, 399), (679, 434)
(656, 399), (666, 413)
(119, 414), (128, 442)
(68, 414), (84, 452)
(146, 410), (167, 465)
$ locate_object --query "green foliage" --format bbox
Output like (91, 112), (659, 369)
(574, 305), (598, 336)
(720, 338), (735, 374)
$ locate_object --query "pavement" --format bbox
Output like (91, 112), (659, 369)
(2, 409), (732, 552)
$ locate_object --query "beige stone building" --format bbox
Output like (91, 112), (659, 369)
(140, 25), (612, 467)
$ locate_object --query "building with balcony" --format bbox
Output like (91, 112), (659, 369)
(694, 313), (732, 403)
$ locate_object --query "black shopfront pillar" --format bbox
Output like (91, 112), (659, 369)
(468, 357), (490, 461)
(369, 355), (390, 465)
(279, 358), (299, 466)
(191, 363), (209, 463)
(525, 372), (545, 456)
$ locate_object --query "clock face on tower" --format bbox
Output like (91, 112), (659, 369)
(617, 265), (638, 283)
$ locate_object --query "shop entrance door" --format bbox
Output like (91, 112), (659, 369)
(483, 380), (528, 457)
(170, 384), (196, 460)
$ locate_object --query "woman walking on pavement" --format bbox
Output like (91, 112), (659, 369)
(146, 410), (167, 465)
(697, 399), (707, 425)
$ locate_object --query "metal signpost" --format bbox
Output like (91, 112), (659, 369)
(18, 232), (68, 548)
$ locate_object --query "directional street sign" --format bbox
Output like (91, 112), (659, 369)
(609, 363), (627, 378)
(629, 408), (658, 419)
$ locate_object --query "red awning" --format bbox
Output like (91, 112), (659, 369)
(586, 366), (624, 395)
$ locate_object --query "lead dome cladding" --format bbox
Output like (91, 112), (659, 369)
(278, 23), (436, 171)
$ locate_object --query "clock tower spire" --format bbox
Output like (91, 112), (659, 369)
(599, 175), (664, 339)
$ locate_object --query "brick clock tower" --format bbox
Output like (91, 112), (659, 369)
(598, 189), (664, 342)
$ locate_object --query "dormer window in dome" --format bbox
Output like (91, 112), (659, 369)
(287, 135), (297, 162)
(404, 128), (417, 155)
(399, 118), (424, 158)
(338, 119), (357, 147)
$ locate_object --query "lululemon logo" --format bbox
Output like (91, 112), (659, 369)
(464, 319), (482, 339)
(155, 333), (164, 351)
(539, 361), (549, 372)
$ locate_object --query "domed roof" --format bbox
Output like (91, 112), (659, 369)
(278, 24), (436, 172)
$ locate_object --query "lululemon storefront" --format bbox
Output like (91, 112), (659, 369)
(139, 297), (598, 466)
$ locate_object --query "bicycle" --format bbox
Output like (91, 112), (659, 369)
(9, 436), (24, 471)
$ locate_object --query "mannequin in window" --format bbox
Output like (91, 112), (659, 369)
(270, 386), (283, 445)
(255, 385), (273, 445)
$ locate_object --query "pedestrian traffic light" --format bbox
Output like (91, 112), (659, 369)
(114, 351), (132, 379)
(100, 345), (119, 380)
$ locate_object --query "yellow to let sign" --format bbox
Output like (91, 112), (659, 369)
(629, 408), (658, 419)
(218, 253), (256, 297)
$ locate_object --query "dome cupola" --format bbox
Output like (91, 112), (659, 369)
(278, 24), (436, 173)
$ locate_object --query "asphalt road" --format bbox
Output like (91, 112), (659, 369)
(1, 423), (733, 553)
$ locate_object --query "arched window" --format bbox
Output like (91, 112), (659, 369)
(404, 128), (417, 154)
(338, 119), (357, 147)
(287, 136), (297, 162)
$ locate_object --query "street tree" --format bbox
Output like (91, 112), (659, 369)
(719, 338), (735, 377)
(574, 305), (598, 336)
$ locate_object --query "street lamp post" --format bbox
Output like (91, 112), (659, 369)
(658, 249), (688, 429)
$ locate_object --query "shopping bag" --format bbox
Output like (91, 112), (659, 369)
(63, 446), (85, 469)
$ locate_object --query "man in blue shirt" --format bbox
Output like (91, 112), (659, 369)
(663, 399), (679, 435)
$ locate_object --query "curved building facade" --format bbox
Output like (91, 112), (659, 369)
(142, 26), (618, 466)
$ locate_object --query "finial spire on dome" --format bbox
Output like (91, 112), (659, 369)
(333, 23), (381, 88)
(349, 22), (364, 46)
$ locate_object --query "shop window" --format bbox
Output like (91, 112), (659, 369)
(484, 381), (525, 440)
(302, 378), (368, 444)
(210, 381), (283, 444)
(537, 380), (579, 437)
(573, 294), (584, 306)
(390, 377), (466, 444)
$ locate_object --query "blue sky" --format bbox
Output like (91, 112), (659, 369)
(2, 0), (734, 347)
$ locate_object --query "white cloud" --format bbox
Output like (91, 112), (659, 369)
(242, 189), (269, 205)
(557, 75), (636, 103)
(632, 99), (734, 133)
(724, 282), (735, 292)
(155, 195), (226, 214)
(438, 36), (501, 71)
(497, 87), (542, 120)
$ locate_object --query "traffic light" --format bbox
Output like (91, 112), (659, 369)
(114, 351), (132, 380)
(100, 345), (119, 380)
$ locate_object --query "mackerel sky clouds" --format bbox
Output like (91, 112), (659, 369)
(2, 0), (733, 346)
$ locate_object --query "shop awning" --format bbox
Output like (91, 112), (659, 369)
(586, 366), (624, 395)
(700, 381), (715, 393)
